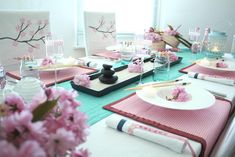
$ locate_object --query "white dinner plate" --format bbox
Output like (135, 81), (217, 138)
(196, 58), (235, 71)
(136, 84), (215, 110)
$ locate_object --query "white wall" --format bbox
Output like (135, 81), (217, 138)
(158, 0), (235, 51)
(0, 0), (85, 58)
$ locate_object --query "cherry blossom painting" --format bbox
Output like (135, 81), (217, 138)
(84, 12), (116, 56)
(0, 11), (51, 67)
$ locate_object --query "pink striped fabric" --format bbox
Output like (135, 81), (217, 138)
(180, 63), (235, 80)
(93, 50), (121, 60)
(103, 93), (231, 157)
(7, 66), (96, 86)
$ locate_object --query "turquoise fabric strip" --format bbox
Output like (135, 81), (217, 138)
(59, 48), (203, 125)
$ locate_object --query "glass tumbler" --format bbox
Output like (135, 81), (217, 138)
(152, 52), (170, 81)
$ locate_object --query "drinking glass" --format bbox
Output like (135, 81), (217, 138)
(152, 52), (170, 82)
(45, 35), (55, 57)
(138, 57), (144, 85)
(188, 28), (201, 62)
(53, 39), (64, 86)
(20, 59), (40, 79)
(231, 34), (235, 58)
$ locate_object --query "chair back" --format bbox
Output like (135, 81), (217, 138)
(0, 11), (51, 69)
(83, 11), (116, 56)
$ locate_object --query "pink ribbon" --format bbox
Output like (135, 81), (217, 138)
(127, 124), (196, 157)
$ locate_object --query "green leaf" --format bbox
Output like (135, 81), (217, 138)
(32, 99), (58, 122)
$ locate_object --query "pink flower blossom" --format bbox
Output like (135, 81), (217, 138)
(71, 149), (90, 157)
(27, 20), (32, 25)
(164, 27), (179, 36)
(191, 42), (201, 54)
(44, 19), (49, 25)
(73, 74), (90, 87)
(16, 25), (21, 32)
(144, 32), (162, 42)
(19, 140), (46, 157)
(1, 110), (45, 144)
(29, 90), (47, 111)
(176, 92), (189, 102)
(35, 43), (40, 49)
(29, 30), (35, 36)
(40, 57), (54, 66)
(0, 86), (88, 157)
(39, 30), (44, 35)
(171, 86), (190, 102)
(12, 41), (19, 47)
(0, 140), (18, 157)
(28, 47), (34, 53)
(216, 61), (228, 68)
(4, 92), (25, 114)
(46, 128), (76, 156)
(20, 32), (26, 38)
(20, 18), (25, 23)
(168, 52), (178, 62)
(128, 58), (144, 73)
(37, 20), (42, 25)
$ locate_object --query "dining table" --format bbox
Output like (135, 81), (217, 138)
(35, 48), (235, 157)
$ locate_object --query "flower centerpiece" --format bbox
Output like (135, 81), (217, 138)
(144, 27), (166, 50)
(0, 87), (89, 157)
(127, 57), (144, 73)
(162, 25), (192, 48)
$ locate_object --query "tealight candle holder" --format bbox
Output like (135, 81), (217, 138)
(206, 31), (227, 58)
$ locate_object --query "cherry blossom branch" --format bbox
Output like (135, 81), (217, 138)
(88, 16), (116, 39)
(0, 21), (47, 48)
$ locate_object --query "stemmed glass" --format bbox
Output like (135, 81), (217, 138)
(45, 35), (64, 86)
(138, 57), (144, 85)
(188, 28), (201, 62)
(53, 38), (64, 86)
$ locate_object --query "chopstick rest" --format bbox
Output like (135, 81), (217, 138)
(188, 72), (235, 86)
(106, 116), (195, 154)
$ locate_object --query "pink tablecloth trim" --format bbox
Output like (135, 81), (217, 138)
(7, 66), (96, 86)
(179, 63), (235, 80)
(103, 93), (232, 157)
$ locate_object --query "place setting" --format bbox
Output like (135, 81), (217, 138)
(103, 78), (232, 157)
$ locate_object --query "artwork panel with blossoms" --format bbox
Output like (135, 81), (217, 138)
(0, 11), (51, 67)
(84, 12), (116, 56)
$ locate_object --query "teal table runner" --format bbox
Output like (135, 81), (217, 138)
(59, 48), (202, 125)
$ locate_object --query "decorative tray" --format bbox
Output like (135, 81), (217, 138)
(71, 57), (182, 97)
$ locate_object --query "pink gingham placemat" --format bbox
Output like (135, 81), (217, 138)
(7, 66), (96, 86)
(103, 93), (232, 157)
(179, 63), (235, 80)
(93, 50), (121, 60)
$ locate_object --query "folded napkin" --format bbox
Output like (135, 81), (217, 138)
(106, 116), (189, 154)
(188, 72), (235, 86)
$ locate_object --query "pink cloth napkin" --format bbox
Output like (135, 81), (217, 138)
(180, 63), (235, 81)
